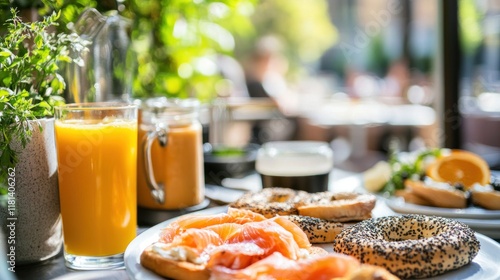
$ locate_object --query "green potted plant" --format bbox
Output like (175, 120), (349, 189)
(0, 9), (88, 264)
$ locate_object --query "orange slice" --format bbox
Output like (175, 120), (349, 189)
(426, 150), (490, 188)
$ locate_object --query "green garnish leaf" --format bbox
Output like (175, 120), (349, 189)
(381, 145), (443, 195)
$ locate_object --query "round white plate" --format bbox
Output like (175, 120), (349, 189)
(384, 197), (500, 219)
(455, 217), (500, 229)
(125, 206), (500, 280)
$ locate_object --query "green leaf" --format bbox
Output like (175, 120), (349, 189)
(37, 101), (51, 109)
(35, 34), (43, 48)
(58, 54), (72, 63)
(1, 75), (12, 88)
(0, 87), (13, 97)
(50, 73), (66, 93)
(0, 49), (13, 57)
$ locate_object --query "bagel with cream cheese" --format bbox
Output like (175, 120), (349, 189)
(333, 214), (480, 279)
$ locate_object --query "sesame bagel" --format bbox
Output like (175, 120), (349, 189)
(333, 214), (480, 279)
(230, 188), (376, 223)
(285, 215), (349, 243)
(229, 187), (309, 217)
(297, 192), (376, 222)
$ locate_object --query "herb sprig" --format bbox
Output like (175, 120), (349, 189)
(0, 9), (88, 185)
(381, 147), (443, 195)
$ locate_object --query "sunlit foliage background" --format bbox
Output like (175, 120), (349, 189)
(1, 0), (336, 101)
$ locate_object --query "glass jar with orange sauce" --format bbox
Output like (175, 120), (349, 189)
(137, 98), (204, 210)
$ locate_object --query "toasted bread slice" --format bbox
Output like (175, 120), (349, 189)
(471, 190), (500, 210)
(404, 180), (467, 208)
(394, 189), (433, 206)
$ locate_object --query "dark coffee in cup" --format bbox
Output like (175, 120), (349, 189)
(256, 141), (333, 193)
(260, 173), (330, 192)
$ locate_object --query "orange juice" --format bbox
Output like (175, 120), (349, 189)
(55, 120), (137, 256)
(137, 122), (204, 209)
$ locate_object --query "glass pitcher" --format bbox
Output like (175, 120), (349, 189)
(64, 8), (132, 103)
(137, 97), (205, 210)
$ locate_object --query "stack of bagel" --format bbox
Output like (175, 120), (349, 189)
(229, 187), (377, 243)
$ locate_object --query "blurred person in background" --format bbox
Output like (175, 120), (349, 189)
(244, 35), (297, 115)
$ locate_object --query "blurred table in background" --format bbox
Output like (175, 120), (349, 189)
(204, 97), (439, 172)
(297, 99), (437, 172)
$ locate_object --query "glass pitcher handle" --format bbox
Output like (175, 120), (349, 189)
(143, 126), (168, 204)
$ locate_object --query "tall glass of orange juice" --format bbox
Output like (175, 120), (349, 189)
(54, 103), (137, 270)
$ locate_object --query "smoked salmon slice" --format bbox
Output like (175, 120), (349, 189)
(169, 228), (223, 253)
(206, 243), (267, 269)
(227, 207), (267, 222)
(158, 210), (312, 270)
(160, 208), (266, 243)
(210, 251), (361, 280)
(270, 216), (310, 249)
(169, 219), (309, 262)
(203, 223), (242, 241)
(226, 220), (307, 260)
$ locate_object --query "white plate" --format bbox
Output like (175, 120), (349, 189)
(125, 206), (500, 280)
(379, 198), (500, 240)
(454, 218), (500, 239)
(384, 197), (500, 219)
(455, 217), (500, 229)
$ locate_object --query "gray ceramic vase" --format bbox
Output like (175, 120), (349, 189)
(1, 118), (62, 264)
